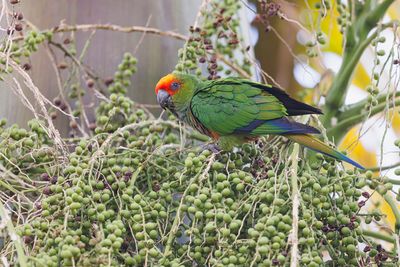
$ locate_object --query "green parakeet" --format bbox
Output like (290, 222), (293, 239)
(155, 73), (364, 169)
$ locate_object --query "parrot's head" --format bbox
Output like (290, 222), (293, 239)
(155, 73), (198, 116)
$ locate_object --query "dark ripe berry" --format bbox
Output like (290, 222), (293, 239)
(189, 26), (194, 33)
(256, 159), (265, 167)
(205, 45), (213, 50)
(105, 182), (112, 190)
(69, 120), (78, 129)
(195, 27), (201, 32)
(152, 182), (161, 191)
(124, 171), (132, 179)
(246, 45), (251, 51)
(358, 200), (365, 207)
(199, 57), (206, 63)
(63, 38), (71, 44)
(35, 202), (41, 209)
(10, 0), (19, 4)
(380, 253), (388, 261)
(322, 226), (329, 232)
(23, 236), (33, 244)
(362, 191), (370, 198)
(58, 62), (68, 69)
(228, 39), (239, 45)
(86, 79), (95, 88)
(43, 186), (52, 195)
(16, 12), (23, 20)
(210, 63), (218, 70)
(53, 97), (62, 106)
(394, 59), (399, 65)
(220, 8), (226, 14)
(60, 103), (67, 111)
(374, 255), (380, 264)
(88, 122), (96, 131)
(210, 55), (217, 63)
(51, 176), (58, 184)
(364, 246), (371, 252)
(377, 245), (383, 252)
(266, 2), (281, 16)
(203, 39), (211, 45)
(50, 111), (57, 120)
(14, 24), (23, 31)
(104, 77), (114, 86)
(22, 63), (31, 71)
(207, 75), (213, 80)
(41, 173), (50, 181)
(218, 32), (227, 38)
(272, 258), (279, 265)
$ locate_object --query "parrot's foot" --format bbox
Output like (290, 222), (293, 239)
(202, 143), (222, 154)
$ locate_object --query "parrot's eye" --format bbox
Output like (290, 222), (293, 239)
(170, 82), (180, 91)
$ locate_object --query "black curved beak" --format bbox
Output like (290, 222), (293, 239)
(156, 89), (171, 110)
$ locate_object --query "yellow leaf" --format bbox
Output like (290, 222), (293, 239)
(372, 193), (400, 231)
(389, 108), (400, 136)
(339, 127), (377, 169)
(352, 64), (370, 90)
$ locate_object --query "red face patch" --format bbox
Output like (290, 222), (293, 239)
(155, 74), (181, 96)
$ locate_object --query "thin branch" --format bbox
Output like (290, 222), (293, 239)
(338, 91), (400, 121)
(325, 21), (396, 112)
(163, 153), (216, 257)
(48, 40), (99, 81)
(12, 23), (187, 42)
(366, 0), (396, 28)
(0, 53), (68, 157)
(362, 229), (395, 243)
(215, 53), (251, 79)
(322, 18), (398, 128)
(365, 162), (400, 172)
(383, 193), (400, 260)
(289, 143), (300, 267)
(0, 201), (27, 267)
(384, 194), (400, 230)
(327, 97), (400, 141)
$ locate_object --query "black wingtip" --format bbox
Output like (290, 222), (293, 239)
(288, 107), (323, 116)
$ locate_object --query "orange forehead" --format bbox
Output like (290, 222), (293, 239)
(155, 74), (176, 92)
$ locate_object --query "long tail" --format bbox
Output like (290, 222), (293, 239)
(285, 134), (364, 169)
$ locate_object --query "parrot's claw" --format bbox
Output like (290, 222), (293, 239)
(202, 143), (222, 154)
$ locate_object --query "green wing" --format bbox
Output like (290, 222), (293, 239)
(190, 79), (287, 135)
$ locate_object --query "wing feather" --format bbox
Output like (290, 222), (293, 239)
(190, 79), (288, 135)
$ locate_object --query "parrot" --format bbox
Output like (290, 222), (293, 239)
(155, 73), (364, 169)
